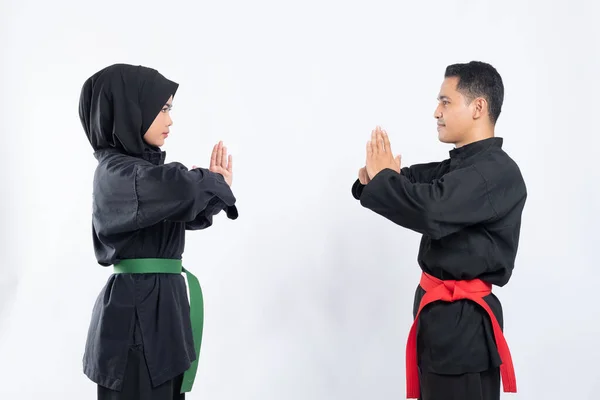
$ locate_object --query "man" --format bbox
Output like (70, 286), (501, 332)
(351, 61), (527, 400)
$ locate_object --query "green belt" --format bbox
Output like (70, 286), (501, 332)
(113, 258), (203, 394)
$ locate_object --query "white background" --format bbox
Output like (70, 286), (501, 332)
(1, 0), (599, 398)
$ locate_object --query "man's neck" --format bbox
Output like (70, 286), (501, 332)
(454, 127), (495, 148)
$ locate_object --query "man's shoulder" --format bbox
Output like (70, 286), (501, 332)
(474, 147), (526, 190)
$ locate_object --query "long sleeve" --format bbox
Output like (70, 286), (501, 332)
(93, 160), (237, 236)
(400, 161), (448, 184)
(351, 179), (366, 200)
(351, 161), (448, 201)
(135, 163), (236, 229)
(359, 165), (515, 240)
(185, 197), (239, 230)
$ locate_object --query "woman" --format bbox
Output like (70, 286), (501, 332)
(78, 63), (238, 399)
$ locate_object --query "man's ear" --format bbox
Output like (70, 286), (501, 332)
(472, 97), (488, 120)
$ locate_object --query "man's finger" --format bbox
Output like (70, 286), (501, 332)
(227, 154), (233, 172)
(383, 130), (391, 155)
(370, 139), (377, 156)
(378, 126), (387, 148)
(367, 140), (373, 158)
(371, 129), (378, 154)
(376, 130), (385, 153)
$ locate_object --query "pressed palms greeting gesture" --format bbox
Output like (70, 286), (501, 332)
(365, 126), (401, 179)
(193, 141), (233, 186)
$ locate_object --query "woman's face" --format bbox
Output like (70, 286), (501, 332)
(143, 95), (173, 147)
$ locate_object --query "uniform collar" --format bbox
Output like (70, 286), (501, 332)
(93, 147), (166, 166)
(141, 148), (167, 165)
(449, 137), (503, 161)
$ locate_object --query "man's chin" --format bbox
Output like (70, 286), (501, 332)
(438, 130), (458, 145)
(437, 133), (451, 143)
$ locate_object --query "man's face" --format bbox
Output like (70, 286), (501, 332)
(433, 77), (474, 147)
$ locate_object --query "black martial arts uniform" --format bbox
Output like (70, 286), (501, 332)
(352, 137), (527, 400)
(78, 64), (238, 399)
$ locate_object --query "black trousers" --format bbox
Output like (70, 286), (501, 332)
(419, 368), (500, 400)
(97, 346), (185, 400)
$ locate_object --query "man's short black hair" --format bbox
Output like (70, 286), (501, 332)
(445, 61), (504, 125)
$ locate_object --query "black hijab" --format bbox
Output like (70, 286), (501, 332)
(78, 63), (179, 158)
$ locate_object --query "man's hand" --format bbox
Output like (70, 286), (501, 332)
(365, 126), (401, 179)
(358, 166), (370, 185)
(193, 141), (233, 186)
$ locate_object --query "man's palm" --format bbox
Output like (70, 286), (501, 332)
(359, 167), (370, 185)
(366, 127), (401, 178)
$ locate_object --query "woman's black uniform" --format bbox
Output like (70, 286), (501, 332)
(78, 64), (238, 399)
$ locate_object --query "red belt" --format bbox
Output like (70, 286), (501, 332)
(405, 272), (517, 398)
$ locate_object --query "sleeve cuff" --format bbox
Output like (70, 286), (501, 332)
(360, 168), (400, 202)
(351, 179), (366, 200)
(225, 205), (239, 220)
